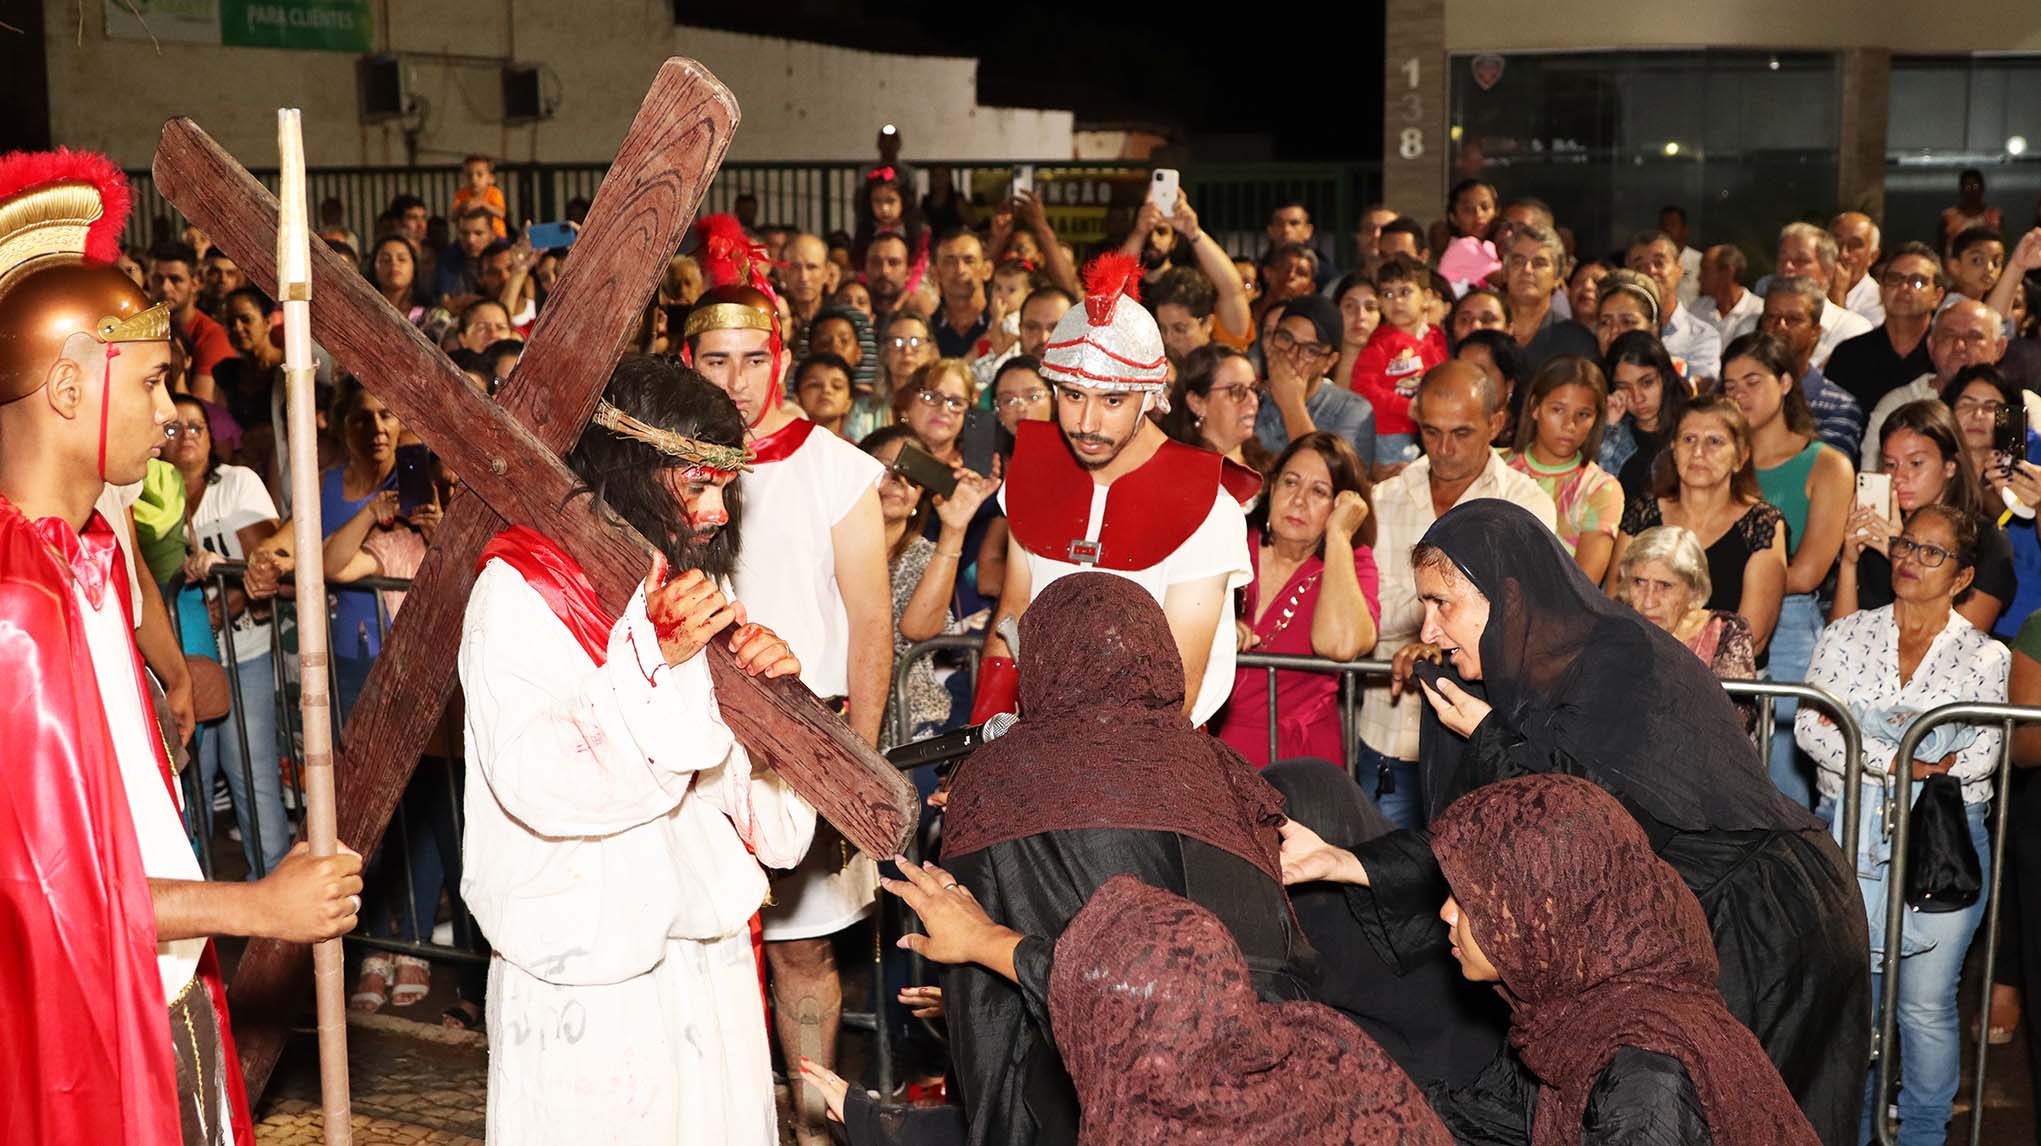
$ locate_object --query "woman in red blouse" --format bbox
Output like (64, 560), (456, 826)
(1215, 432), (1381, 766)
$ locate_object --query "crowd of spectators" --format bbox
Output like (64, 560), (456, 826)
(134, 151), (2041, 1142)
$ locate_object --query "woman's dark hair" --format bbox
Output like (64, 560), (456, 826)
(1247, 431), (1375, 554)
(171, 393), (222, 484)
(365, 234), (433, 311)
(1939, 362), (2020, 416)
(1602, 329), (1689, 434)
(1512, 355), (1609, 464)
(329, 375), (386, 464)
(992, 354), (1043, 390)
(1720, 330), (1814, 436)
(223, 286), (275, 318)
(1878, 399), (1986, 522)
(1654, 395), (1764, 504)
(1331, 271), (1375, 307)
(1450, 285), (1512, 338)
(856, 424), (932, 561)
(566, 354), (746, 578)
(1159, 343), (1272, 471)
(1456, 328), (1527, 390)
(1447, 179), (1497, 236)
(1904, 503), (1981, 603)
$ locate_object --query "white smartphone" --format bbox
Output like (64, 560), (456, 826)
(1148, 168), (1180, 213)
(1011, 164), (1034, 197)
(1855, 472), (1893, 526)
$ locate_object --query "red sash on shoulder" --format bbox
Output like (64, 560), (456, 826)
(748, 415), (818, 465)
(0, 499), (253, 1145)
(1006, 420), (1260, 571)
(477, 526), (616, 664)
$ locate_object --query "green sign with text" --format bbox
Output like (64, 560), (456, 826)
(104, 0), (373, 53)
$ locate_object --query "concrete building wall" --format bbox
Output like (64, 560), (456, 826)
(1444, 0), (2041, 53)
(44, 0), (1072, 169)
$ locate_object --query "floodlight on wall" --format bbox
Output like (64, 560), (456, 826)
(358, 54), (412, 123)
(2011, 136), (2030, 158)
(503, 64), (556, 125)
(1663, 141), (1681, 157)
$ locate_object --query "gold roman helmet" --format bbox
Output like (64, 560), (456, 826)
(0, 149), (169, 404)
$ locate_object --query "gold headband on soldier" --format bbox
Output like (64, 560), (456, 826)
(591, 400), (754, 474)
(682, 302), (775, 339)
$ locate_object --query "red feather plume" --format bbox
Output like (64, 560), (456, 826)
(694, 211), (776, 296)
(1081, 252), (1143, 326)
(0, 148), (132, 265)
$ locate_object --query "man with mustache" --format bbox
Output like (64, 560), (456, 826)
(976, 253), (1259, 727)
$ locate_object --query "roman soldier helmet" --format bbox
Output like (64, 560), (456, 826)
(680, 213), (785, 421)
(0, 149), (167, 406)
(1039, 253), (1169, 410)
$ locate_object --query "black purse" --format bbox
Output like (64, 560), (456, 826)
(1905, 773), (1982, 913)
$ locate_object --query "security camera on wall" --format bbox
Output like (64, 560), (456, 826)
(357, 54), (411, 124)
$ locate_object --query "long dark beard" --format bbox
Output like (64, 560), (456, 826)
(659, 518), (740, 581)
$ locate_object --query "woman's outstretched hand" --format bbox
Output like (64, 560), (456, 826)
(1277, 819), (1369, 887)
(882, 858), (1022, 979)
(1417, 675), (1492, 738)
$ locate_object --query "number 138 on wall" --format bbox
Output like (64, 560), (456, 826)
(1397, 57), (1424, 159)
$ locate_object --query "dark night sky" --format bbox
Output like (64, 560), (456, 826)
(681, 0), (1387, 161)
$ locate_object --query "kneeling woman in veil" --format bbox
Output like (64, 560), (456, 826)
(1278, 499), (1868, 1146)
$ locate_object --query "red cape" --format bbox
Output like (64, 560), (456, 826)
(0, 497), (252, 1145)
(1005, 419), (1259, 572)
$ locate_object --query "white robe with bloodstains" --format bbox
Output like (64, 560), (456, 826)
(458, 559), (815, 1145)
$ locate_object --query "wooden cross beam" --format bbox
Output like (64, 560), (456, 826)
(152, 59), (919, 1098)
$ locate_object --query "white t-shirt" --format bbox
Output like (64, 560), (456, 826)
(77, 578), (204, 1002)
(188, 465), (280, 663)
(93, 481), (145, 621)
(999, 482), (1252, 727)
(731, 426), (886, 700)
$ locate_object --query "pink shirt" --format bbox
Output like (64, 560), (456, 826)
(1215, 529), (1382, 767)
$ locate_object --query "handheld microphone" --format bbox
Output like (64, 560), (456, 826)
(885, 711), (1019, 770)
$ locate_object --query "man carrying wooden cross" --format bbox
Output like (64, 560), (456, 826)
(458, 353), (816, 1143)
(0, 149), (361, 1146)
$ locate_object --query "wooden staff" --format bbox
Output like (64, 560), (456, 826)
(277, 107), (352, 1144)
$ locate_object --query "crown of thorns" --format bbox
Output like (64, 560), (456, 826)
(591, 400), (754, 473)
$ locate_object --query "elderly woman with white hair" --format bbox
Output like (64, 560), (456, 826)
(1612, 524), (1757, 683)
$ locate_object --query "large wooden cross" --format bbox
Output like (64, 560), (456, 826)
(153, 59), (919, 1098)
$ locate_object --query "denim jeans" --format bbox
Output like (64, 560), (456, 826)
(1765, 593), (1824, 810)
(1820, 788), (1991, 1146)
(1353, 739), (1425, 832)
(195, 651), (294, 877)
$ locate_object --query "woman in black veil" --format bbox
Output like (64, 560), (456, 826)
(1278, 499), (1869, 1146)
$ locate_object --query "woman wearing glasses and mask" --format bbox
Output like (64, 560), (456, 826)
(1796, 504), (2009, 1146)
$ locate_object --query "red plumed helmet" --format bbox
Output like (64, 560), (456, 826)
(0, 147), (133, 266)
(1081, 252), (1143, 326)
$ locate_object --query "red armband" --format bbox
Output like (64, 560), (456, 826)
(970, 655), (1020, 724)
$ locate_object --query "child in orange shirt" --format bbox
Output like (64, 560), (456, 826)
(454, 154), (508, 239)
(1348, 254), (1447, 474)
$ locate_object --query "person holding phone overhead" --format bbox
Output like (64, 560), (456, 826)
(1833, 399), (2014, 630)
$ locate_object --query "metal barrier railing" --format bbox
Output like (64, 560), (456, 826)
(1871, 701), (2041, 1146)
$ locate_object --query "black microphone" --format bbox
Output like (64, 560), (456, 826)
(885, 712), (1019, 770)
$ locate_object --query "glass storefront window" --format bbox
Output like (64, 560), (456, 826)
(1887, 55), (2041, 253)
(1449, 50), (1838, 270)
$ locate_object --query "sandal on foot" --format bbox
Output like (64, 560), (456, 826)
(350, 953), (393, 1013)
(389, 954), (432, 1008)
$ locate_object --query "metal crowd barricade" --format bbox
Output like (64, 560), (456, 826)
(1871, 701), (2041, 1146)
(169, 560), (488, 969)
